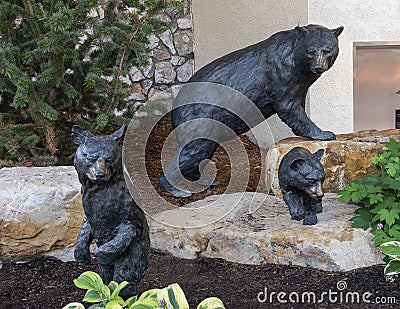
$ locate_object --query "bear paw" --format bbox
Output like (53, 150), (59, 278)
(159, 174), (192, 197)
(290, 209), (305, 221)
(74, 249), (91, 265)
(313, 130), (336, 141)
(303, 214), (318, 225)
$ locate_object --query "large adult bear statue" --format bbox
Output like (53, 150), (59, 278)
(160, 24), (344, 197)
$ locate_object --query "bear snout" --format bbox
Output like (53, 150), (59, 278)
(305, 183), (324, 199)
(311, 52), (329, 74)
(88, 160), (111, 182)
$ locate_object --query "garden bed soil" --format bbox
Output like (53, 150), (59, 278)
(0, 252), (399, 309)
(1, 117), (399, 308)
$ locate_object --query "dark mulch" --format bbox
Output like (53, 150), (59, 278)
(1, 117), (399, 308)
(0, 252), (398, 309)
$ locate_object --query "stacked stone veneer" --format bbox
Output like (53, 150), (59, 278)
(91, 0), (194, 113)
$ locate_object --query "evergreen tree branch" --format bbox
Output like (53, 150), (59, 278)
(24, 0), (42, 36)
(98, 16), (147, 131)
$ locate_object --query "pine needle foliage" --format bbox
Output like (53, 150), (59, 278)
(0, 0), (181, 166)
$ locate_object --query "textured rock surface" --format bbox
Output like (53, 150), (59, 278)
(0, 167), (84, 261)
(266, 129), (400, 196)
(149, 192), (383, 271)
(155, 62), (177, 84)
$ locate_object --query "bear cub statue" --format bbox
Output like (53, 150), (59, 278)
(278, 147), (325, 225)
(72, 125), (150, 297)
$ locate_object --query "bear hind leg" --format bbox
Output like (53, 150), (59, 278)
(160, 139), (219, 197)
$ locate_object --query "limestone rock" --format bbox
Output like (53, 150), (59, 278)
(265, 129), (400, 196)
(127, 84), (146, 101)
(177, 15), (192, 29)
(154, 62), (176, 84)
(129, 66), (145, 82)
(147, 34), (160, 49)
(160, 30), (176, 55)
(177, 60), (194, 82)
(0, 167), (84, 261)
(152, 46), (171, 61)
(149, 193), (383, 271)
(141, 79), (153, 94)
(142, 58), (154, 79)
(170, 56), (186, 66)
(174, 30), (194, 56)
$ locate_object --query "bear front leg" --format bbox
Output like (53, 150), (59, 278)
(96, 223), (136, 266)
(302, 196), (319, 225)
(282, 190), (305, 221)
(74, 217), (94, 265)
(275, 101), (336, 141)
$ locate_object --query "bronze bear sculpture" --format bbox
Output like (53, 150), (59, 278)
(159, 24), (343, 197)
(278, 147), (325, 225)
(72, 125), (150, 297)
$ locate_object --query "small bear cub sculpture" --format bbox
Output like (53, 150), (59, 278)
(72, 125), (150, 297)
(278, 147), (325, 225)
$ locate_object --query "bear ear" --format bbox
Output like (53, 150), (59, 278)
(294, 26), (309, 38)
(332, 26), (344, 37)
(313, 149), (325, 161)
(290, 158), (305, 170)
(110, 125), (126, 142)
(71, 125), (92, 146)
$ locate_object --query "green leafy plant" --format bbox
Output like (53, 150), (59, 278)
(62, 271), (226, 309)
(0, 0), (180, 166)
(338, 139), (400, 247)
(379, 241), (400, 277)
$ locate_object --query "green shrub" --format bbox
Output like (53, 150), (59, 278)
(62, 271), (226, 309)
(338, 139), (400, 247)
(0, 0), (180, 166)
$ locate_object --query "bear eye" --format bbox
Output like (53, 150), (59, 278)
(323, 49), (332, 54)
(87, 155), (98, 162)
(106, 157), (113, 163)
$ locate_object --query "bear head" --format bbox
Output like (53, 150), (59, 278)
(288, 148), (325, 199)
(72, 125), (125, 183)
(294, 24), (344, 75)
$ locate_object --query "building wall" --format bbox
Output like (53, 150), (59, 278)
(308, 0), (400, 133)
(192, 0), (308, 71)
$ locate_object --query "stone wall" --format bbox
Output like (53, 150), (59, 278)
(90, 0), (194, 114)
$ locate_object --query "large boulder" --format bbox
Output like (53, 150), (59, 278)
(265, 129), (400, 196)
(150, 192), (383, 271)
(0, 167), (84, 262)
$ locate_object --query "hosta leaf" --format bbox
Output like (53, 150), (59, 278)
(83, 289), (104, 303)
(384, 260), (400, 276)
(105, 300), (124, 309)
(62, 303), (85, 309)
(124, 296), (138, 307)
(159, 283), (189, 309)
(74, 271), (104, 291)
(138, 288), (159, 300)
(380, 241), (400, 259)
(110, 281), (129, 300)
(129, 297), (158, 308)
(197, 297), (226, 309)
